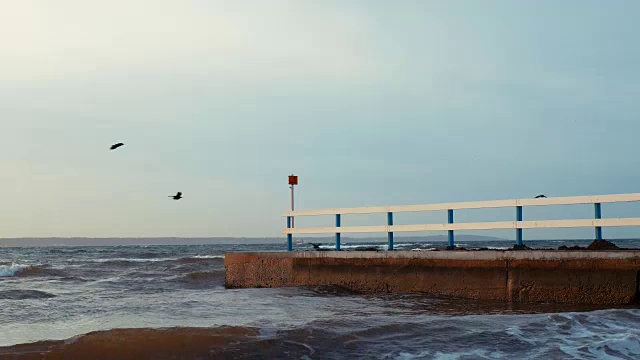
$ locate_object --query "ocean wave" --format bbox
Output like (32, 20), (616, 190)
(82, 255), (224, 264)
(395, 243), (431, 248)
(0, 264), (67, 278)
(2, 311), (640, 359)
(307, 285), (362, 296)
(0, 264), (30, 277)
(190, 255), (224, 259)
(318, 244), (386, 250)
(0, 289), (56, 300)
(182, 271), (225, 281)
(88, 257), (179, 263)
(177, 255), (225, 264)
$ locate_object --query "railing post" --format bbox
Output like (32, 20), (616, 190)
(335, 214), (341, 250)
(387, 212), (394, 250)
(594, 203), (602, 240)
(448, 209), (454, 248)
(516, 206), (523, 246)
(287, 216), (293, 251)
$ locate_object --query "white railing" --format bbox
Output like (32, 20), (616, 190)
(281, 193), (640, 250)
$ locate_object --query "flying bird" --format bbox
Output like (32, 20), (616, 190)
(309, 243), (322, 250)
(534, 194), (547, 198)
(169, 192), (183, 200)
(110, 143), (125, 150)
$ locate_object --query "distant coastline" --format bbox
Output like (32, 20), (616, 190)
(2, 235), (638, 247)
(0, 235), (503, 247)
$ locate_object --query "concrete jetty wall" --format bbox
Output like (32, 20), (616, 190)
(225, 251), (640, 305)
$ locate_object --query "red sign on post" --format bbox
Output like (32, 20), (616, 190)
(288, 175), (298, 185)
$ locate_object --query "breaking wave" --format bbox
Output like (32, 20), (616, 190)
(82, 255), (224, 264)
(6, 311), (638, 360)
(0, 264), (69, 278)
(0, 264), (30, 277)
(190, 255), (224, 259)
(88, 257), (179, 263)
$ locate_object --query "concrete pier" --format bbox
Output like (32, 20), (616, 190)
(225, 251), (640, 305)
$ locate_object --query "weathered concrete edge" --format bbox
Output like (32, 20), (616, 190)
(226, 250), (640, 261)
(224, 251), (640, 305)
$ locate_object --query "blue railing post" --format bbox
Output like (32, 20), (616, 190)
(516, 206), (523, 246)
(336, 214), (341, 250)
(287, 216), (293, 251)
(448, 209), (454, 248)
(387, 212), (394, 250)
(595, 203), (602, 240)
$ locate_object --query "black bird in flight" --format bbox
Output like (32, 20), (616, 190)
(110, 143), (125, 150)
(169, 192), (183, 200)
(535, 194), (547, 198)
(309, 243), (322, 250)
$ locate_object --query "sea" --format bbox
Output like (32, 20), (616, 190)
(1, 239), (640, 359)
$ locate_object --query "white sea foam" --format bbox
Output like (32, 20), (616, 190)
(0, 263), (30, 277)
(318, 244), (386, 249)
(504, 310), (640, 360)
(88, 257), (178, 263)
(318, 243), (436, 251)
(83, 255), (224, 263)
(191, 255), (225, 259)
(601, 334), (640, 358)
(431, 349), (505, 360)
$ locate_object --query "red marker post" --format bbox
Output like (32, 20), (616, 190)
(286, 175), (298, 251)
(288, 175), (298, 228)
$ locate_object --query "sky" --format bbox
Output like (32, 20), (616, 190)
(1, 0), (639, 240)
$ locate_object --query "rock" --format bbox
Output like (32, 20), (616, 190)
(353, 247), (380, 252)
(558, 245), (583, 250)
(587, 240), (619, 250)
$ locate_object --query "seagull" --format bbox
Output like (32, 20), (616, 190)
(110, 143), (125, 150)
(169, 192), (183, 200)
(534, 194), (547, 198)
(309, 243), (321, 250)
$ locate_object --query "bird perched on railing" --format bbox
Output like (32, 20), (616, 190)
(169, 192), (182, 200)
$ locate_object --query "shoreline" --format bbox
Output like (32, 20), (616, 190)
(0, 327), (259, 360)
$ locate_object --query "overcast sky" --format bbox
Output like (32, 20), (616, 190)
(1, 1), (639, 240)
